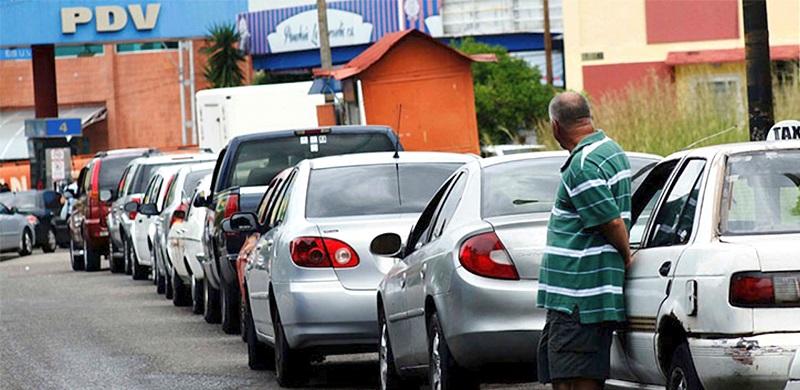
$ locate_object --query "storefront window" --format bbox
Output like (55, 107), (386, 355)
(116, 41), (179, 53)
(55, 45), (104, 58)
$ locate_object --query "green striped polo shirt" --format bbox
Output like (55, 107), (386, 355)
(536, 130), (632, 324)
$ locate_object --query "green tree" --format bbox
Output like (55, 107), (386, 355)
(454, 38), (556, 145)
(202, 24), (245, 88)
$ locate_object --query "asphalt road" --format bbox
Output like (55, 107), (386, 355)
(0, 251), (545, 390)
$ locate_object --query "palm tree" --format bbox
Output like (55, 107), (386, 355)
(202, 24), (245, 88)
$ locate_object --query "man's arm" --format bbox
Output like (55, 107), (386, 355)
(598, 218), (632, 267)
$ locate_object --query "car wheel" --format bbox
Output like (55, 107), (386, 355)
(42, 228), (57, 253)
(84, 239), (102, 272)
(18, 229), (33, 256)
(131, 239), (149, 281)
(221, 283), (241, 335)
(123, 237), (133, 275)
(274, 307), (308, 387)
(191, 275), (204, 315)
(69, 239), (85, 271)
(203, 277), (221, 324)
(245, 291), (275, 370)
(379, 312), (413, 390)
(428, 313), (478, 390)
(109, 239), (124, 273)
(172, 267), (192, 306)
(668, 342), (704, 390)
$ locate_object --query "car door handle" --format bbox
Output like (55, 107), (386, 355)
(659, 261), (672, 277)
(400, 273), (406, 288)
(265, 239), (274, 249)
(420, 263), (427, 280)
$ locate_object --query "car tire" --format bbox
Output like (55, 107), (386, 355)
(172, 267), (192, 307)
(165, 261), (174, 300)
(18, 229), (33, 257)
(191, 275), (204, 314)
(379, 312), (413, 390)
(131, 239), (149, 281)
(123, 237), (133, 275)
(668, 342), (704, 390)
(428, 313), (478, 390)
(203, 277), (221, 324)
(245, 291), (275, 370)
(69, 239), (85, 271)
(221, 282), (241, 335)
(42, 228), (58, 253)
(240, 294), (249, 342)
(84, 239), (102, 272)
(274, 307), (308, 387)
(109, 239), (124, 273)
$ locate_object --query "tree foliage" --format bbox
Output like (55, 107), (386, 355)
(202, 24), (245, 88)
(454, 38), (556, 145)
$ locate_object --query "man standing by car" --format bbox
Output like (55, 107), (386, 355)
(537, 92), (633, 390)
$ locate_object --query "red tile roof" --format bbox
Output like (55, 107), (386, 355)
(314, 29), (496, 80)
(666, 45), (800, 65)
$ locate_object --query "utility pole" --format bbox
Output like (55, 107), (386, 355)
(543, 0), (553, 86)
(316, 0), (334, 103)
(742, 0), (774, 141)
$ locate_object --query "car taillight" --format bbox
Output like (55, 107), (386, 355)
(170, 202), (188, 227)
(223, 194), (239, 219)
(289, 237), (359, 268)
(26, 215), (39, 225)
(128, 197), (141, 220)
(730, 271), (800, 307)
(459, 232), (519, 280)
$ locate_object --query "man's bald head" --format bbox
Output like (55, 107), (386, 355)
(548, 92), (593, 130)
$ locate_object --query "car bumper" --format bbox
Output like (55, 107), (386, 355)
(274, 280), (378, 351)
(438, 267), (544, 369)
(689, 333), (800, 390)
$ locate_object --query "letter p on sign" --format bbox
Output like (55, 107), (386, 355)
(61, 7), (92, 34)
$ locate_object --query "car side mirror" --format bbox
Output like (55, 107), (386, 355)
(99, 189), (113, 202)
(10, 206), (18, 214)
(139, 203), (159, 216)
(370, 232), (403, 257)
(222, 212), (258, 233)
(193, 194), (208, 208)
(123, 201), (139, 213)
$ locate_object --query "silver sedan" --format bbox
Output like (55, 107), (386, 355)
(0, 201), (37, 256)
(224, 151), (477, 387)
(376, 151), (661, 390)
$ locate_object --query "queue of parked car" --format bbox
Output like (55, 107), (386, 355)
(61, 126), (800, 390)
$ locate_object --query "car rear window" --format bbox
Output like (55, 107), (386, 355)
(482, 157), (564, 218)
(228, 132), (395, 188)
(131, 161), (203, 194)
(721, 150), (800, 235)
(99, 156), (139, 191)
(183, 169), (213, 196)
(306, 163), (460, 218)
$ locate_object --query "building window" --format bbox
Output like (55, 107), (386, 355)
(55, 44), (104, 58)
(693, 75), (744, 120)
(116, 41), (179, 53)
(775, 60), (799, 86)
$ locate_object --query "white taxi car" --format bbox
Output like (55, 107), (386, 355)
(608, 140), (800, 390)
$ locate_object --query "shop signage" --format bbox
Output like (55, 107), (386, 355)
(24, 118), (82, 138)
(61, 4), (161, 34)
(267, 9), (373, 53)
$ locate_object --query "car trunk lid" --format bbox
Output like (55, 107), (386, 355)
(311, 214), (417, 290)
(485, 212), (550, 280)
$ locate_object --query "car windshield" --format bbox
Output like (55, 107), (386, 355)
(99, 156), (139, 191)
(306, 163), (461, 218)
(229, 132), (395, 188)
(482, 157), (564, 217)
(721, 150), (800, 235)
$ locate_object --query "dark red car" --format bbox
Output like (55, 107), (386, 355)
(69, 148), (158, 271)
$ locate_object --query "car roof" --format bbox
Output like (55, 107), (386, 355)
(130, 153), (216, 166)
(94, 148), (157, 158)
(175, 161), (217, 174)
(667, 140), (800, 160)
(306, 151), (479, 170)
(229, 125), (395, 145)
(476, 149), (661, 168)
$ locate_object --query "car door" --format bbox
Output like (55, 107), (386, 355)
(0, 203), (13, 250)
(405, 171), (467, 365)
(389, 175), (455, 367)
(135, 175), (162, 264)
(620, 158), (706, 385)
(250, 171), (295, 337)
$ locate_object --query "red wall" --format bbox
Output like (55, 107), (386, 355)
(360, 35), (480, 154)
(582, 61), (673, 101)
(645, 0), (739, 44)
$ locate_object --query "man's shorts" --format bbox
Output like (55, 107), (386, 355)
(537, 308), (615, 383)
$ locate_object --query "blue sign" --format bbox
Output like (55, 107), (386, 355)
(46, 118), (82, 137)
(0, 0), (247, 48)
(0, 48), (32, 60)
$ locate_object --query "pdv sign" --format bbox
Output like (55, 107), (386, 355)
(61, 4), (161, 34)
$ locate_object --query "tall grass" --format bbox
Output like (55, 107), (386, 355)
(537, 70), (800, 157)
